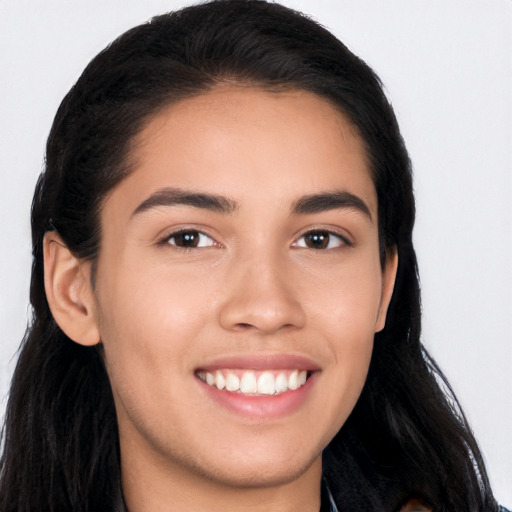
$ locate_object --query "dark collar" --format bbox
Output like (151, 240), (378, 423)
(321, 479), (339, 512)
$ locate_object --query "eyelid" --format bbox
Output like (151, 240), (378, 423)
(155, 225), (352, 250)
(158, 227), (220, 249)
(292, 227), (353, 249)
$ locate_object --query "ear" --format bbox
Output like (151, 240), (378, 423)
(375, 246), (398, 333)
(43, 232), (101, 346)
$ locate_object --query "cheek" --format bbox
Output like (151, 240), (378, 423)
(99, 249), (217, 328)
(95, 268), (215, 445)
(95, 257), (218, 388)
(301, 254), (382, 404)
(302, 253), (384, 335)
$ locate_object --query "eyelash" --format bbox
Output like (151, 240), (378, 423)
(292, 230), (352, 250)
(160, 229), (218, 250)
(159, 228), (352, 251)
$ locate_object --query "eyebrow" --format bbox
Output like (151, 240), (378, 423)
(131, 187), (372, 221)
(131, 187), (239, 217)
(291, 190), (372, 220)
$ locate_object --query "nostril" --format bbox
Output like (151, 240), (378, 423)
(233, 322), (297, 333)
(234, 323), (252, 330)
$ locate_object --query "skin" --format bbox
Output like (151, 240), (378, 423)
(44, 86), (397, 512)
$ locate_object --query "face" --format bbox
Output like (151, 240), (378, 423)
(91, 87), (396, 491)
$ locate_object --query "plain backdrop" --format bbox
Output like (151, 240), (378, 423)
(0, 0), (510, 506)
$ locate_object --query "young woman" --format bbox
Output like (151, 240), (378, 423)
(0, 1), (507, 511)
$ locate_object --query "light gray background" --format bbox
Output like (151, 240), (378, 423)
(1, 0), (510, 505)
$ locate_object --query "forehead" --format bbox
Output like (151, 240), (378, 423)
(110, 86), (376, 218)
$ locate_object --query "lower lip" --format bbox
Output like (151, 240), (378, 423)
(197, 373), (317, 420)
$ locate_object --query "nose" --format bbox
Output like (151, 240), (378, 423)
(218, 253), (306, 334)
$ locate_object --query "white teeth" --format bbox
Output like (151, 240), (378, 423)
(226, 372), (240, 391)
(257, 372), (275, 395)
(215, 370), (226, 390)
(288, 370), (298, 390)
(240, 372), (257, 393)
(275, 373), (288, 393)
(199, 369), (310, 395)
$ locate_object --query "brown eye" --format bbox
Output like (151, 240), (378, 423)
(304, 231), (329, 249)
(294, 230), (347, 250)
(167, 230), (214, 248)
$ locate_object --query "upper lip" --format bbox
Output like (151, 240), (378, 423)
(196, 353), (321, 372)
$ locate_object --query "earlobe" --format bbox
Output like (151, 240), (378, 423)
(375, 247), (399, 333)
(43, 232), (101, 346)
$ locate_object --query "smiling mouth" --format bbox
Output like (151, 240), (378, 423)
(196, 369), (310, 396)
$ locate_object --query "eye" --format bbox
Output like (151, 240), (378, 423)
(293, 230), (349, 250)
(165, 230), (216, 249)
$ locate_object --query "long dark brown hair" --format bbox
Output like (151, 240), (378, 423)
(0, 1), (499, 511)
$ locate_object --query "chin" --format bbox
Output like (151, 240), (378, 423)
(198, 456), (320, 489)
(141, 426), (324, 491)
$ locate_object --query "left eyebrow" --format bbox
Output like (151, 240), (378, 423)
(131, 187), (239, 217)
(291, 190), (372, 220)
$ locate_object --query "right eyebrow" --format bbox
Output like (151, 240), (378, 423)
(131, 187), (239, 218)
